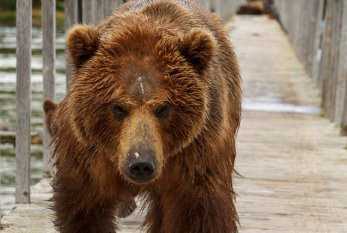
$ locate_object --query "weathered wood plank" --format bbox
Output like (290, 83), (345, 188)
(335, 0), (347, 129)
(64, 0), (78, 90)
(339, 1), (347, 135)
(319, 2), (335, 119)
(311, 0), (324, 82)
(42, 0), (56, 176)
(322, 0), (343, 120)
(16, 0), (32, 204)
(104, 0), (122, 17)
(196, 0), (211, 11)
(232, 16), (347, 231)
(82, 0), (94, 24)
(211, 0), (244, 20)
(329, 0), (344, 121)
(275, 0), (347, 134)
(92, 0), (104, 24)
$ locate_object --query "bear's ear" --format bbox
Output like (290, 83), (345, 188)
(43, 99), (57, 114)
(179, 29), (216, 74)
(43, 99), (58, 136)
(66, 24), (99, 69)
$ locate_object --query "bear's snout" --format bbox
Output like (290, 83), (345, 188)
(126, 143), (156, 183)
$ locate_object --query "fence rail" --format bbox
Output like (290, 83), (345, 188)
(274, 0), (347, 135)
(12, 0), (243, 205)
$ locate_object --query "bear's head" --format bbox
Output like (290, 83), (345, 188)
(65, 17), (216, 184)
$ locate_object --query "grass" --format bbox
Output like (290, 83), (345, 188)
(0, 48), (65, 55)
(0, 67), (66, 74)
(0, 11), (16, 27)
(0, 8), (65, 30)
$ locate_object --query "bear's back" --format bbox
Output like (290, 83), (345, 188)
(127, 0), (191, 11)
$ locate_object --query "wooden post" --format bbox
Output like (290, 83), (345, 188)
(42, 0), (56, 176)
(319, 1), (335, 118)
(211, 0), (220, 14)
(82, 0), (94, 24)
(311, 0), (324, 82)
(64, 0), (78, 90)
(104, 0), (123, 18)
(16, 0), (32, 204)
(196, 0), (210, 11)
(321, 0), (344, 121)
(92, 0), (104, 24)
(337, 1), (347, 134)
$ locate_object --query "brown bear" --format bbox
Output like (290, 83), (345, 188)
(44, 0), (242, 232)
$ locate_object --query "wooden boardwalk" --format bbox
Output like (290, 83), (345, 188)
(1, 15), (347, 232)
(233, 16), (347, 232)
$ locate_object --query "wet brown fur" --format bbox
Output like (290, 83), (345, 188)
(44, 0), (242, 232)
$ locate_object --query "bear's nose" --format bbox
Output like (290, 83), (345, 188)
(127, 144), (156, 183)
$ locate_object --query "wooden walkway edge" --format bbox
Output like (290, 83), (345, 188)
(1, 16), (347, 233)
(233, 16), (347, 232)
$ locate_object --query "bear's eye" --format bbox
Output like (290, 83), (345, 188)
(112, 104), (128, 120)
(155, 104), (171, 119)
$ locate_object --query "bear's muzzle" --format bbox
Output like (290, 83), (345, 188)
(126, 143), (157, 183)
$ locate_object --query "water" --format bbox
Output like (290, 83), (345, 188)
(242, 98), (323, 115)
(0, 27), (67, 216)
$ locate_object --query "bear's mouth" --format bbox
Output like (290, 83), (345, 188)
(123, 163), (158, 184)
(126, 169), (157, 184)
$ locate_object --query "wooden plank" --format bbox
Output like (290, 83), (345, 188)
(82, 0), (93, 24)
(292, 1), (302, 63)
(210, 0), (219, 14)
(230, 0), (245, 17)
(64, 0), (78, 28)
(92, 0), (104, 24)
(214, 0), (244, 20)
(104, 0), (121, 17)
(311, 0), (324, 82)
(16, 0), (32, 204)
(277, 0), (346, 131)
(64, 0), (78, 90)
(338, 1), (347, 134)
(305, 0), (320, 78)
(196, 0), (210, 11)
(275, 0), (288, 31)
(42, 0), (56, 176)
(286, 1), (295, 44)
(302, 1), (313, 71)
(275, 0), (323, 73)
(293, 1), (303, 57)
(329, 0), (343, 121)
(333, 0), (347, 125)
(319, 1), (337, 119)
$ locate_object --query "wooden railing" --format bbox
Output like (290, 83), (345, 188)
(274, 0), (347, 135)
(13, 0), (243, 204)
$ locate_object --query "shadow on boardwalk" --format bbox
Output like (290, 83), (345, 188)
(1, 16), (347, 233)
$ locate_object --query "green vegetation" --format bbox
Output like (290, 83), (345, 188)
(0, 0), (16, 10)
(0, 0), (65, 30)
(0, 48), (65, 55)
(0, 11), (16, 27)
